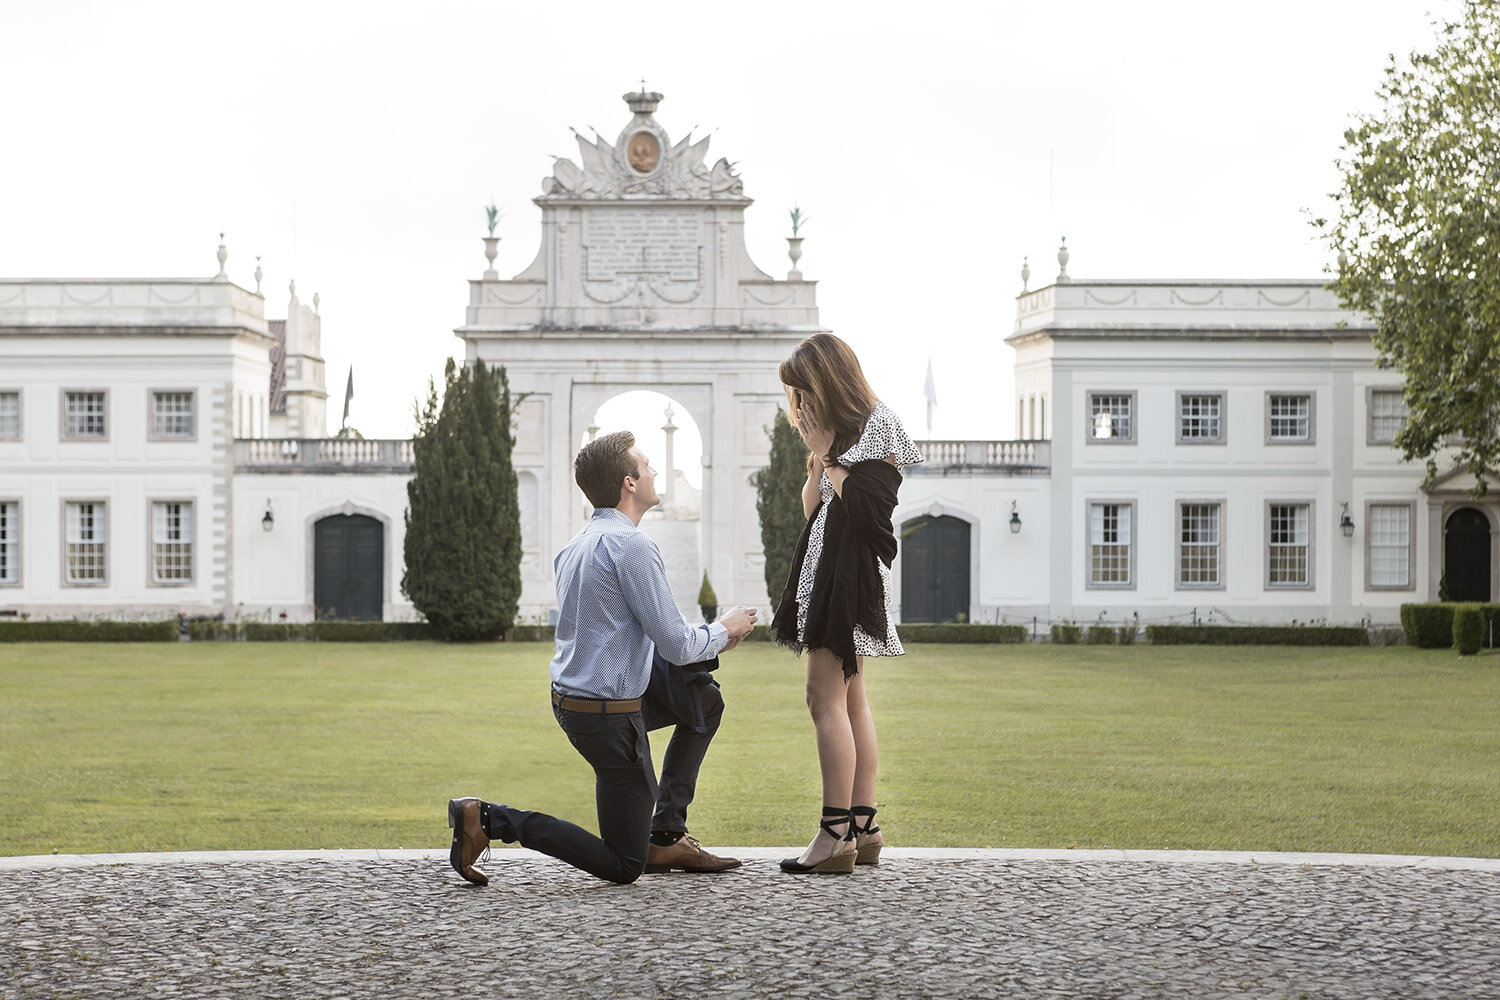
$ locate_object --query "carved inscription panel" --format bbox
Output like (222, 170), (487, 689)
(584, 209), (700, 283)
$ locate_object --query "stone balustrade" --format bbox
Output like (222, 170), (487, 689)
(235, 438), (415, 474)
(910, 440), (1050, 473)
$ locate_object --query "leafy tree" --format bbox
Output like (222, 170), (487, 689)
(753, 409), (810, 606)
(1318, 0), (1500, 492)
(402, 358), (521, 640)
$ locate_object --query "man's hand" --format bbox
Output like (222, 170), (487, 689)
(717, 604), (758, 647)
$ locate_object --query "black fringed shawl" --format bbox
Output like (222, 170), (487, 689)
(770, 459), (902, 679)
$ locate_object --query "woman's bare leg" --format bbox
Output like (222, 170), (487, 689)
(846, 663), (883, 849)
(798, 648), (855, 865)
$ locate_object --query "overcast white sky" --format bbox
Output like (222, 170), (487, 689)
(0, 0), (1454, 484)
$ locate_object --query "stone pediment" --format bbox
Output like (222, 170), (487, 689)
(540, 90), (745, 202)
(1422, 464), (1499, 496)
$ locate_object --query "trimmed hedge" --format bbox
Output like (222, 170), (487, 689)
(1086, 625), (1116, 645)
(1050, 624), (1081, 645)
(1401, 603), (1500, 650)
(1146, 625), (1368, 646)
(1453, 607), (1485, 656)
(0, 620), (178, 642)
(895, 623), (1028, 644)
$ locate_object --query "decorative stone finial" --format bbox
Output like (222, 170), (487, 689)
(313, 292), (320, 315)
(1337, 250), (1348, 272)
(289, 278), (297, 299)
(1021, 256), (1030, 292)
(1056, 237), (1071, 284)
(254, 256), (263, 294)
(215, 233), (228, 280)
(624, 88), (663, 115)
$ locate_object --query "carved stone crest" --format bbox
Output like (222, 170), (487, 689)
(541, 90), (746, 201)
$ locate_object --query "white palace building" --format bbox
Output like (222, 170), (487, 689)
(2, 91), (1495, 630)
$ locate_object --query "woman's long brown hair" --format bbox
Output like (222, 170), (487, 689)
(778, 333), (878, 464)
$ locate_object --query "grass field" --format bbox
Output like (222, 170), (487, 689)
(2, 642), (1498, 858)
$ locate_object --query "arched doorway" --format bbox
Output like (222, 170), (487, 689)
(1444, 507), (1491, 602)
(901, 515), (971, 623)
(314, 514), (384, 620)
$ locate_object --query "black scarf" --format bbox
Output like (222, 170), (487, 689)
(770, 460), (902, 678)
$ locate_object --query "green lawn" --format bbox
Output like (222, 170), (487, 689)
(1, 642), (1497, 858)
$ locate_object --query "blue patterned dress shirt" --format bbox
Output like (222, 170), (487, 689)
(549, 507), (728, 700)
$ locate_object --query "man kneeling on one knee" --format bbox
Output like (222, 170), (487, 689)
(448, 430), (757, 885)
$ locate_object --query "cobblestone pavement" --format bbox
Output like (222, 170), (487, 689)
(2, 848), (1497, 999)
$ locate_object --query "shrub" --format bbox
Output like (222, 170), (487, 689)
(697, 573), (718, 610)
(1050, 623), (1081, 644)
(0, 620), (178, 642)
(895, 624), (1027, 644)
(1400, 603), (1456, 649)
(1117, 625), (1138, 646)
(1453, 606), (1484, 656)
(1146, 625), (1368, 646)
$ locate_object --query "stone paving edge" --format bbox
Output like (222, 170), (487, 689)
(2, 846), (1497, 872)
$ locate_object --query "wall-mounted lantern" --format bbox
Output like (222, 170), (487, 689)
(1009, 500), (1022, 534)
(1339, 502), (1354, 538)
(262, 500), (275, 533)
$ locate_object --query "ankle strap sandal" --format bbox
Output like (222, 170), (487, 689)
(851, 805), (881, 866)
(778, 807), (857, 874)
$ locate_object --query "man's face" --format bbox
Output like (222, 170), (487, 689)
(627, 447), (660, 509)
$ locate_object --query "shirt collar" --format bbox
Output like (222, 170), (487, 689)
(591, 507), (634, 528)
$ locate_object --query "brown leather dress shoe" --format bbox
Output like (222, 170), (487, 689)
(644, 835), (742, 873)
(447, 797), (490, 886)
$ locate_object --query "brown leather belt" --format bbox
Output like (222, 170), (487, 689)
(551, 691), (642, 714)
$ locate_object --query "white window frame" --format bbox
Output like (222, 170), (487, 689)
(1265, 391), (1315, 445)
(1085, 391), (1137, 445)
(1366, 387), (1407, 446)
(149, 389), (197, 441)
(0, 390), (20, 441)
(149, 500), (195, 585)
(1365, 501), (1415, 591)
(1175, 391), (1226, 445)
(1086, 500), (1136, 589)
(1175, 500), (1224, 590)
(63, 500), (108, 586)
(0, 500), (19, 586)
(1265, 501), (1314, 590)
(62, 389), (109, 441)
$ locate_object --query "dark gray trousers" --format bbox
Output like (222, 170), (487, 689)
(484, 677), (724, 884)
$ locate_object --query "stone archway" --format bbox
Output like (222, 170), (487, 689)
(458, 90), (823, 618)
(901, 514), (973, 623)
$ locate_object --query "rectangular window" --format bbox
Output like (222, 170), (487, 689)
(1369, 389), (1407, 445)
(0, 392), (19, 439)
(65, 501), (107, 584)
(1267, 503), (1311, 587)
(1089, 502), (1133, 586)
(0, 502), (17, 584)
(1368, 503), (1412, 589)
(1178, 503), (1221, 587)
(151, 391), (196, 440)
(64, 391), (107, 439)
(1087, 392), (1135, 443)
(1177, 393), (1223, 443)
(151, 501), (194, 583)
(1267, 393), (1312, 443)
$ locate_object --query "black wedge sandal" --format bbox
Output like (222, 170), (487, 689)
(779, 807), (857, 874)
(851, 805), (882, 866)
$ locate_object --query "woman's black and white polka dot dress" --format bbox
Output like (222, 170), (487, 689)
(794, 401), (924, 658)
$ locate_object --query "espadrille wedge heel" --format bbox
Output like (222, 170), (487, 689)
(852, 805), (882, 866)
(780, 807), (857, 874)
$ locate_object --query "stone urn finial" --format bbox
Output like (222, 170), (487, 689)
(254, 256), (263, 294)
(215, 233), (228, 280)
(1056, 237), (1071, 284)
(1021, 256), (1030, 291)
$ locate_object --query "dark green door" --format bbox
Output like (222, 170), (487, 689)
(314, 515), (383, 621)
(1444, 507), (1491, 602)
(900, 515), (971, 623)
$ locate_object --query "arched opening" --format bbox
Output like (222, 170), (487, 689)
(900, 514), (971, 623)
(1444, 507), (1491, 602)
(584, 390), (707, 620)
(314, 514), (384, 620)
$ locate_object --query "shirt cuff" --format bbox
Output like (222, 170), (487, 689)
(707, 621), (730, 655)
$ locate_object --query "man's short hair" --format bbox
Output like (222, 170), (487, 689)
(575, 430), (639, 509)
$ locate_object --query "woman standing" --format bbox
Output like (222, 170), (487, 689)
(770, 333), (923, 874)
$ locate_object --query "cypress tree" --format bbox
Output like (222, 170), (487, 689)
(753, 409), (810, 608)
(402, 358), (521, 640)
